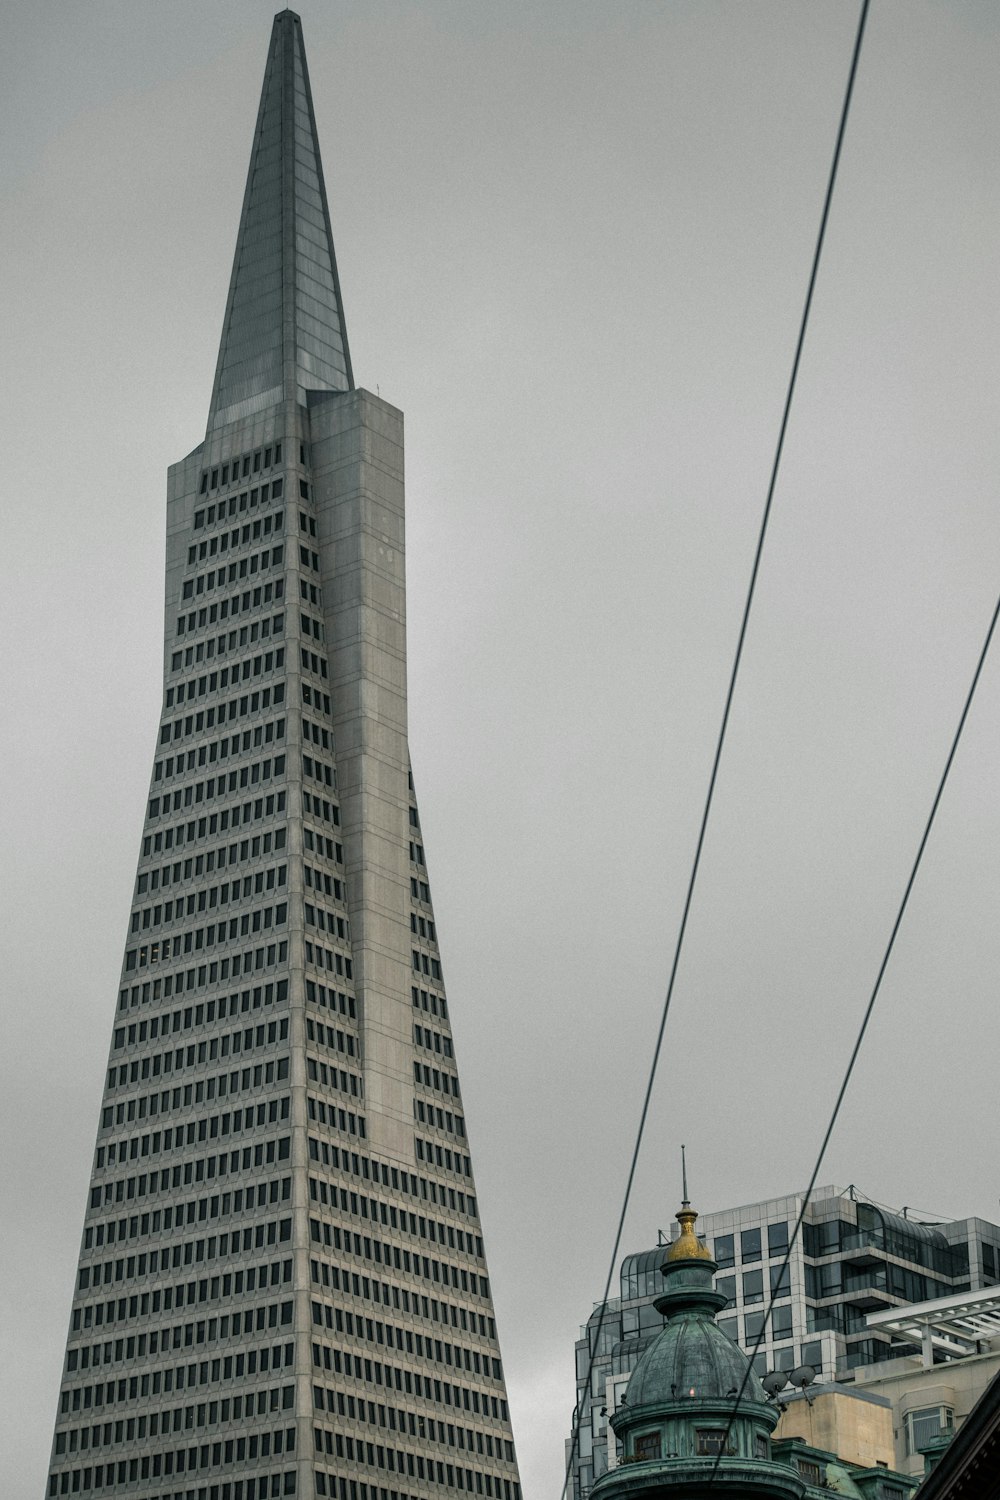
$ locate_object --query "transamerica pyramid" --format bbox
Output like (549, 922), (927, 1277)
(44, 14), (522, 1500)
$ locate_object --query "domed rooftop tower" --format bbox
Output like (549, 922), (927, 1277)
(591, 1190), (806, 1500)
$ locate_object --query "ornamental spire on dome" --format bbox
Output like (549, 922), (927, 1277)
(207, 10), (354, 432)
(665, 1145), (712, 1264)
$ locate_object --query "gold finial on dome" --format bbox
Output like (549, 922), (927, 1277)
(665, 1145), (712, 1262)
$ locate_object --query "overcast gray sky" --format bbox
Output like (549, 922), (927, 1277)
(3, 2), (1000, 1495)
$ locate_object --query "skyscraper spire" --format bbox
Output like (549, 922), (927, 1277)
(208, 11), (353, 432)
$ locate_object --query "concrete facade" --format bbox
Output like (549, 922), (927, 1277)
(772, 1386), (895, 1470)
(44, 15), (521, 1500)
(854, 1350), (1000, 1477)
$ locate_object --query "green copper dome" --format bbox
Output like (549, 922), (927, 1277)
(626, 1203), (768, 1411)
(626, 1302), (767, 1409)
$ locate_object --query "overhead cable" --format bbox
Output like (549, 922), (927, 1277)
(561, 3), (870, 1495)
(708, 578), (1000, 1484)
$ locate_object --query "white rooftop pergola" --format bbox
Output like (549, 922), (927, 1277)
(867, 1287), (1000, 1367)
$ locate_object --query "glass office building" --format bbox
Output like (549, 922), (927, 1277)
(567, 1186), (1000, 1500)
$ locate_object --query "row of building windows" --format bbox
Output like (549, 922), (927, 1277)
(306, 902), (349, 941)
(306, 979), (356, 1019)
(182, 545), (285, 602)
(415, 1062), (460, 1099)
(301, 679), (330, 713)
(308, 1215), (486, 1308)
(67, 1298), (295, 1373)
(148, 756), (286, 822)
(176, 579), (285, 640)
(315, 1473), (516, 1500)
(131, 869), (286, 935)
(311, 1341), (508, 1427)
(171, 615), (285, 675)
(410, 913), (435, 941)
(50, 1440), (294, 1493)
(125, 905), (288, 970)
(86, 1170), (290, 1230)
(199, 446), (283, 498)
(309, 1257), (494, 1344)
(61, 1340), (293, 1418)
(412, 951), (442, 981)
(307, 1096), (365, 1138)
(89, 1157), (290, 1225)
(303, 713), (331, 748)
(102, 1068), (284, 1134)
(411, 878), (431, 904)
(713, 1223), (791, 1269)
(716, 1263), (790, 1308)
(307, 1185), (483, 1268)
(412, 987), (448, 1022)
(309, 1300), (502, 1386)
(102, 1083), (289, 1136)
(303, 791), (341, 828)
(413, 1023), (453, 1058)
(143, 793), (287, 860)
(78, 1239), (292, 1306)
(414, 1100), (464, 1139)
(307, 1138), (478, 1224)
(52, 1467), (294, 1498)
(139, 831), (288, 895)
(312, 1386), (510, 1465)
(303, 752), (336, 788)
(313, 1435), (511, 1498)
(187, 507), (284, 567)
(160, 688), (285, 752)
(305, 863), (343, 900)
(415, 1139), (472, 1181)
(301, 645), (329, 678)
(80, 1218), (290, 1290)
(115, 1007), (288, 1058)
(306, 1017), (356, 1058)
(82, 1158), (289, 1254)
(305, 940), (353, 979)
(124, 939), (289, 992)
(308, 1057), (361, 1098)
(155, 721), (285, 782)
(130, 869), (287, 933)
(166, 647), (286, 710)
(303, 825), (343, 862)
(56, 1383), (294, 1454)
(300, 545), (321, 572)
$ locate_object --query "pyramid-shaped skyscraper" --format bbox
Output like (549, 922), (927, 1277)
(45, 15), (522, 1500)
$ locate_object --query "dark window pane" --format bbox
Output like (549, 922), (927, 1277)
(741, 1228), (761, 1263)
(743, 1269), (763, 1304)
(715, 1235), (735, 1269)
(768, 1221), (789, 1256)
(744, 1310), (765, 1341)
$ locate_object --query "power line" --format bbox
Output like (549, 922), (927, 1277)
(560, 4), (871, 1495)
(708, 582), (1000, 1483)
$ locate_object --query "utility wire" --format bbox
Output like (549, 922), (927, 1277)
(708, 580), (1000, 1485)
(560, 5), (870, 1496)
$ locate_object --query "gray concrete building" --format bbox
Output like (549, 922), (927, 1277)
(567, 1185), (1000, 1500)
(45, 14), (521, 1500)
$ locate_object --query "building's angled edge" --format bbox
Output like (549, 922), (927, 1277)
(45, 14), (520, 1500)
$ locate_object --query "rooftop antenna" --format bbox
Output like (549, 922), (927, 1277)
(681, 1144), (689, 1207)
